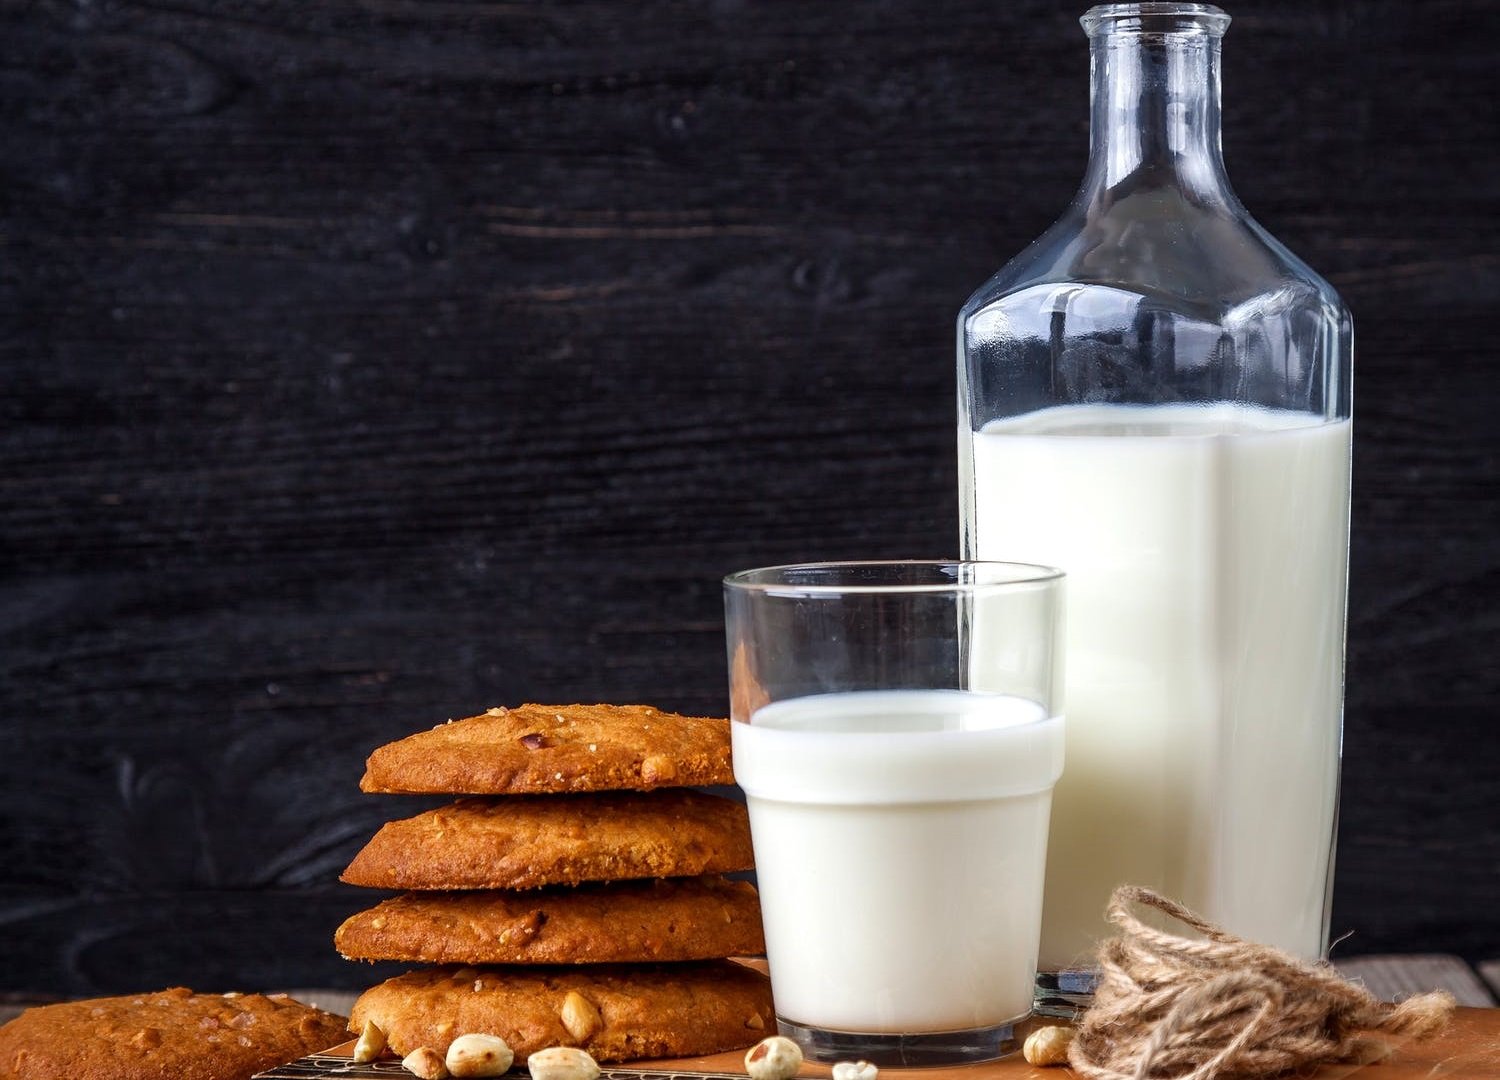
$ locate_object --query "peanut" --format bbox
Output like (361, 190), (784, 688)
(745, 1036), (802, 1080)
(641, 753), (677, 783)
(353, 1020), (388, 1063)
(1022, 1025), (1074, 1067)
(831, 1062), (877, 1080)
(403, 1046), (450, 1079)
(560, 990), (603, 1043)
(527, 1045), (601, 1080)
(446, 1033), (515, 1077)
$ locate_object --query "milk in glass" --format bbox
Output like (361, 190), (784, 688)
(732, 689), (1064, 1032)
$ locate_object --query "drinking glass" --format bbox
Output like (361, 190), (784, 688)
(724, 561), (1065, 1066)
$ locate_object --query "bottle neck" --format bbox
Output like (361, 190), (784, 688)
(1081, 24), (1231, 203)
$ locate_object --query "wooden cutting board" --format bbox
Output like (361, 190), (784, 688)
(257, 1007), (1500, 1078)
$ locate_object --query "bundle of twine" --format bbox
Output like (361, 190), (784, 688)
(1067, 886), (1456, 1080)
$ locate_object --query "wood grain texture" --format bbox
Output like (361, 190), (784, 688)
(1, 0), (1496, 992)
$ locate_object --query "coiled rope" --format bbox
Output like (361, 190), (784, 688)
(1067, 886), (1455, 1080)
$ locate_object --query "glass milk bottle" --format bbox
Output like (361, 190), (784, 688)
(958, 2), (1352, 995)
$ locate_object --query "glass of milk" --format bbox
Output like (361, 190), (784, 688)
(724, 561), (1065, 1066)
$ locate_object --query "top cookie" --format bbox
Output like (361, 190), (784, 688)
(0, 988), (347, 1080)
(360, 703), (734, 795)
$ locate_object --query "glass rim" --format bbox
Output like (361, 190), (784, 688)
(1081, 3), (1230, 37)
(723, 559), (1064, 596)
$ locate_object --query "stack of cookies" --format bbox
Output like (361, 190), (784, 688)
(336, 703), (774, 1064)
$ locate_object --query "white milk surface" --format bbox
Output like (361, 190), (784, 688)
(733, 689), (1064, 1033)
(963, 404), (1350, 968)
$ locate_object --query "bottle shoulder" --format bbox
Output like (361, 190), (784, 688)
(960, 186), (1348, 332)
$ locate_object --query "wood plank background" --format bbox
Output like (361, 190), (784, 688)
(1, 0), (1496, 994)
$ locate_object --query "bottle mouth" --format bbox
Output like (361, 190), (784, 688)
(1081, 3), (1230, 38)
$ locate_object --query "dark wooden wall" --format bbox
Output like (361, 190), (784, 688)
(2, 0), (1496, 994)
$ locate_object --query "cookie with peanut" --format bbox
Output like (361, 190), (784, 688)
(0, 988), (346, 1080)
(348, 961), (774, 1063)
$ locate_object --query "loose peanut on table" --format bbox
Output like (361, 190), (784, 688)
(831, 1061), (878, 1080)
(446, 1033), (515, 1077)
(745, 1035), (803, 1080)
(527, 1045), (602, 1080)
(1022, 1025), (1074, 1067)
(403, 1046), (450, 1079)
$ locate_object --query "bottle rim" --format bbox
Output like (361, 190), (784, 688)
(1081, 3), (1231, 38)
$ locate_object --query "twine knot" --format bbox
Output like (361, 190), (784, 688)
(1067, 886), (1456, 1080)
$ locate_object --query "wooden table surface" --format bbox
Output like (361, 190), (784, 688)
(5, 957), (1498, 1076)
(609, 1008), (1500, 1079)
(728, 1008), (1499, 1078)
(263, 1008), (1500, 1079)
